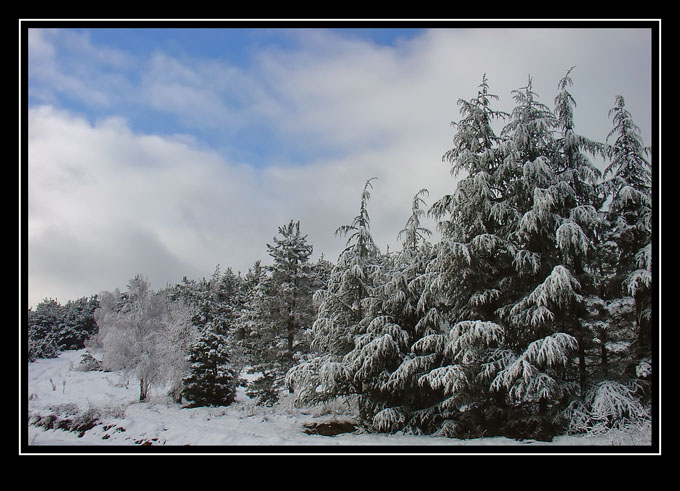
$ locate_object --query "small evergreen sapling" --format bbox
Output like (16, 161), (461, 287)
(182, 322), (238, 407)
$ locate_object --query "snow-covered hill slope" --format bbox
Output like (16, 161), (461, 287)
(23, 349), (653, 452)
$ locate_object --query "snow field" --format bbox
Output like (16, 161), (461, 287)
(24, 349), (653, 451)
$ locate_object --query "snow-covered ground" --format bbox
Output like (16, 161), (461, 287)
(22, 349), (655, 453)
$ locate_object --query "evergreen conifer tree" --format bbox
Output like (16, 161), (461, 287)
(560, 94), (656, 434)
(265, 220), (315, 363)
(287, 178), (384, 413)
(409, 75), (515, 437)
(28, 299), (63, 361)
(244, 221), (316, 405)
(182, 322), (238, 407)
(233, 260), (268, 357)
(489, 75), (582, 424)
(602, 95), (653, 366)
(234, 260), (279, 404)
(363, 189), (442, 433)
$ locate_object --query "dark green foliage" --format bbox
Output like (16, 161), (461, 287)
(240, 221), (317, 405)
(245, 371), (280, 407)
(182, 324), (238, 407)
(27, 296), (100, 361)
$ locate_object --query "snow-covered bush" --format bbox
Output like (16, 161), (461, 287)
(76, 351), (104, 372)
(565, 380), (650, 435)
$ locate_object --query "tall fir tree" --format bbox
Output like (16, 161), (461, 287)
(562, 94), (655, 433)
(244, 221), (316, 405)
(603, 95), (653, 365)
(548, 67), (606, 396)
(489, 75), (581, 424)
(287, 178), (384, 414)
(265, 220), (315, 363)
(411, 75), (515, 437)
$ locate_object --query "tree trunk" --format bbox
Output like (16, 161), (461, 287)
(600, 342), (609, 377)
(635, 292), (649, 361)
(287, 307), (295, 355)
(139, 377), (149, 402)
(577, 332), (587, 397)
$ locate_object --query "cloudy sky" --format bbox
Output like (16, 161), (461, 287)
(24, 22), (656, 307)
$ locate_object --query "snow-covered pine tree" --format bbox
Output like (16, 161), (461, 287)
(286, 178), (384, 414)
(182, 321), (238, 407)
(559, 94), (656, 435)
(427, 74), (513, 324)
(311, 177), (382, 358)
(28, 299), (64, 361)
(59, 296), (100, 351)
(400, 76), (516, 437)
(602, 95), (653, 368)
(233, 260), (268, 358)
(397, 189), (432, 252)
(192, 265), (244, 337)
(27, 296), (100, 360)
(311, 253), (334, 295)
(265, 220), (315, 363)
(233, 260), (281, 405)
(168, 266), (247, 369)
(346, 188), (439, 432)
(549, 67), (607, 395)
(490, 72), (606, 430)
(244, 221), (316, 405)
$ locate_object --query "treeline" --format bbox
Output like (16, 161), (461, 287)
(27, 68), (654, 441)
(27, 296), (99, 361)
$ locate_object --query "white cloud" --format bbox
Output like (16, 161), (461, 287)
(28, 106), (263, 304)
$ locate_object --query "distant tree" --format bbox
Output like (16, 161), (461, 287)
(233, 260), (267, 349)
(243, 221), (317, 404)
(264, 220), (316, 363)
(161, 297), (199, 404)
(27, 296), (100, 361)
(182, 321), (238, 407)
(27, 299), (62, 361)
(60, 296), (100, 350)
(95, 275), (170, 401)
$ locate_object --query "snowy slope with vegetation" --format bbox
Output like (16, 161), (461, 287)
(24, 349), (652, 451)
